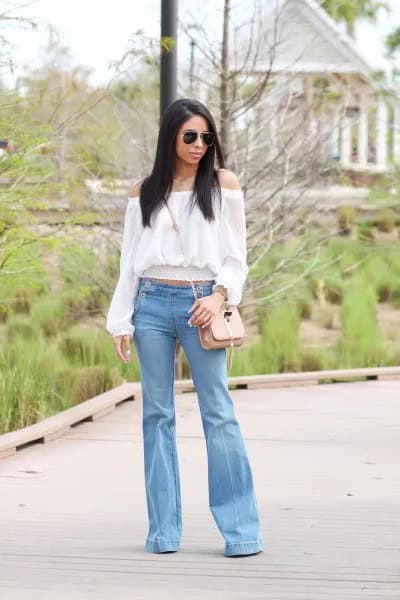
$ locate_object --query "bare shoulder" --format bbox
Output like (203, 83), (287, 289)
(128, 178), (144, 198)
(217, 168), (241, 190)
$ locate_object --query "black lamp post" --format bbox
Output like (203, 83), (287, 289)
(160, 0), (178, 119)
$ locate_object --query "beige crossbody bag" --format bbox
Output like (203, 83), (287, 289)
(165, 201), (245, 371)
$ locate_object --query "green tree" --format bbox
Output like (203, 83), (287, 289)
(17, 36), (111, 192)
(386, 27), (400, 57)
(17, 33), (159, 183)
(321, 0), (388, 37)
(0, 10), (56, 288)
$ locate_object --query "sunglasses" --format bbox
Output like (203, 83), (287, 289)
(181, 129), (215, 146)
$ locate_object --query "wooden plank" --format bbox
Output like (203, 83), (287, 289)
(228, 366), (400, 386)
(0, 382), (140, 457)
(245, 379), (320, 389)
(44, 426), (71, 442)
(0, 446), (16, 459)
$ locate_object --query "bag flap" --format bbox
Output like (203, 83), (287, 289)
(210, 308), (245, 340)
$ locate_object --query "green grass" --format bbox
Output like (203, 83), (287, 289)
(2, 234), (400, 435)
(0, 330), (130, 434)
(238, 303), (301, 375)
(336, 283), (385, 368)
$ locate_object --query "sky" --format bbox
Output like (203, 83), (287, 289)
(1, 0), (400, 88)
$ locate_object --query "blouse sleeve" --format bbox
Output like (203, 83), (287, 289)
(214, 187), (249, 306)
(106, 197), (142, 337)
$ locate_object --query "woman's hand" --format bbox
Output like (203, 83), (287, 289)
(113, 334), (133, 363)
(188, 292), (226, 328)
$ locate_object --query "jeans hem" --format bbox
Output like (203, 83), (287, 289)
(224, 539), (264, 557)
(146, 538), (180, 553)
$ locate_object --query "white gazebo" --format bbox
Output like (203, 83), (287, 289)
(238, 0), (400, 174)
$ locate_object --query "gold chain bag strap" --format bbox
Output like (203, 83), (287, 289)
(165, 201), (245, 371)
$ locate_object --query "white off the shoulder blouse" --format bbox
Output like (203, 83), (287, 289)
(106, 187), (249, 337)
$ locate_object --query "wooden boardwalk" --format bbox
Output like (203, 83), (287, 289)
(0, 379), (399, 599)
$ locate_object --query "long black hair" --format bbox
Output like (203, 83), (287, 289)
(139, 98), (225, 228)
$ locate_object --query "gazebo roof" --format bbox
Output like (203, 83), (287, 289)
(258, 0), (376, 82)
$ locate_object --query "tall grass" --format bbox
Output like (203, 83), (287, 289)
(2, 234), (400, 435)
(245, 303), (301, 374)
(0, 337), (66, 433)
(0, 319), (138, 434)
(336, 282), (386, 368)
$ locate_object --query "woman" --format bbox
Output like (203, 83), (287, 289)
(106, 98), (264, 557)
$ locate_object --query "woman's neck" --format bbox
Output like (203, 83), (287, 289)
(173, 161), (198, 181)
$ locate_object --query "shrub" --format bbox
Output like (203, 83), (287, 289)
(6, 317), (37, 340)
(61, 289), (105, 321)
(30, 297), (68, 333)
(0, 305), (10, 323)
(300, 349), (324, 372)
(376, 209), (396, 233)
(377, 283), (391, 303)
(62, 293), (87, 321)
(84, 288), (106, 316)
(357, 223), (375, 242)
(316, 306), (335, 329)
(296, 294), (313, 319)
(42, 317), (62, 337)
(363, 255), (392, 303)
(324, 281), (343, 305)
(257, 303), (301, 373)
(337, 285), (386, 367)
(59, 329), (102, 366)
(69, 365), (123, 405)
(13, 288), (33, 314)
(337, 205), (356, 234)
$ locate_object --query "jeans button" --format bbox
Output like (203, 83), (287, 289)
(145, 281), (151, 286)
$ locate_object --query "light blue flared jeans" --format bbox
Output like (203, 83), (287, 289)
(132, 276), (264, 556)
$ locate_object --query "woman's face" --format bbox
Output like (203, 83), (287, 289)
(175, 114), (210, 167)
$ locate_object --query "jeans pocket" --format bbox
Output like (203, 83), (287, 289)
(133, 289), (146, 316)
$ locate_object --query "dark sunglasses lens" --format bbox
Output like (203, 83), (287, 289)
(203, 132), (215, 146)
(183, 131), (197, 144)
